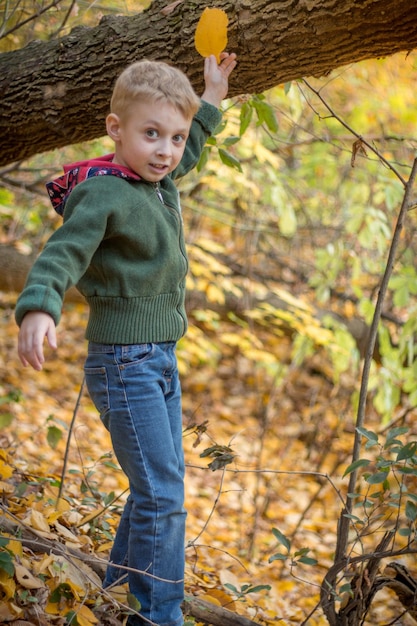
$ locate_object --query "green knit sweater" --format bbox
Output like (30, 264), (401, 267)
(15, 101), (222, 344)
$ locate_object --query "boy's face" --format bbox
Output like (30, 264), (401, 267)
(106, 100), (192, 182)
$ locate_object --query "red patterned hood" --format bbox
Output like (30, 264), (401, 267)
(46, 154), (141, 216)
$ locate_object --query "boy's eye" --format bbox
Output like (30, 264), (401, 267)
(146, 129), (158, 138)
(173, 134), (186, 143)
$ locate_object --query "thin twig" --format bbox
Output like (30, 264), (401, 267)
(0, 0), (64, 40)
(57, 375), (85, 504)
(186, 465), (226, 545)
(338, 157), (417, 561)
(301, 79), (407, 187)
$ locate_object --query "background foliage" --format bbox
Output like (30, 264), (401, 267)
(0, 2), (417, 625)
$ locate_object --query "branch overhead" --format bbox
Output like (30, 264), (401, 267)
(0, 0), (416, 166)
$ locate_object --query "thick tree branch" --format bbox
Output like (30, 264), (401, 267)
(0, 0), (416, 165)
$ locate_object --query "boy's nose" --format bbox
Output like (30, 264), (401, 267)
(157, 139), (172, 157)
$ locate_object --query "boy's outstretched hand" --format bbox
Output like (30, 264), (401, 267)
(201, 52), (237, 108)
(18, 311), (57, 371)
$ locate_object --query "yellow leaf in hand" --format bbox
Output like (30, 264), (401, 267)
(194, 7), (228, 63)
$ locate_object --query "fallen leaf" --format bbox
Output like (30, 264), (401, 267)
(72, 603), (98, 626)
(53, 520), (82, 544)
(0, 456), (13, 479)
(107, 584), (128, 603)
(15, 563), (45, 589)
(0, 599), (22, 621)
(0, 480), (14, 493)
(26, 509), (51, 534)
(0, 569), (16, 599)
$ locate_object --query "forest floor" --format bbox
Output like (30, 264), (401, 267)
(0, 294), (416, 625)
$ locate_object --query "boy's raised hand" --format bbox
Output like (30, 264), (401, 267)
(201, 52), (237, 108)
(18, 311), (57, 371)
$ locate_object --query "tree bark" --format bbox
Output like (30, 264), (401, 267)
(0, 243), (84, 304)
(183, 596), (260, 626)
(0, 0), (416, 166)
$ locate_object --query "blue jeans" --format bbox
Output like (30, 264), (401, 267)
(84, 342), (185, 626)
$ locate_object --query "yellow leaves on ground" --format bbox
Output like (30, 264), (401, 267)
(72, 604), (99, 626)
(200, 587), (237, 610)
(41, 556), (101, 626)
(194, 7), (228, 63)
(0, 449), (14, 481)
(15, 563), (45, 589)
(0, 548), (100, 626)
(0, 598), (22, 622)
(0, 569), (16, 599)
(24, 509), (52, 536)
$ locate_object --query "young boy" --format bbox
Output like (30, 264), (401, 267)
(15, 53), (237, 626)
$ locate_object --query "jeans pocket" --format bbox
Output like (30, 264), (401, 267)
(120, 343), (154, 364)
(84, 366), (110, 425)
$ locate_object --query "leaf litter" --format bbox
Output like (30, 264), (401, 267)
(0, 294), (410, 624)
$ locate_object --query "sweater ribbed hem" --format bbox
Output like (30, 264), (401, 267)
(85, 294), (187, 344)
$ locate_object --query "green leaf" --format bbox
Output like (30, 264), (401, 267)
(197, 146), (210, 172)
(397, 466), (417, 477)
(365, 471), (389, 484)
(343, 513), (365, 524)
(0, 550), (14, 577)
(0, 413), (14, 429)
(339, 583), (353, 597)
(385, 427), (409, 446)
(218, 148), (242, 172)
(271, 527), (291, 551)
(356, 427), (378, 443)
(398, 527), (413, 537)
(223, 135), (240, 147)
(268, 552), (287, 563)
(396, 441), (417, 461)
(293, 547), (317, 565)
(343, 458), (371, 477)
(245, 584), (271, 593)
(47, 425), (62, 449)
(49, 582), (73, 602)
(65, 610), (77, 624)
(127, 592), (141, 611)
(252, 97), (279, 132)
(405, 500), (417, 521)
(239, 101), (253, 136)
(297, 556), (318, 565)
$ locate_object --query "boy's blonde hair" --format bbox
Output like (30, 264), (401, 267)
(110, 60), (201, 120)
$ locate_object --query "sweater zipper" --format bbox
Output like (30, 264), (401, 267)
(158, 185), (188, 334)
(154, 182), (164, 204)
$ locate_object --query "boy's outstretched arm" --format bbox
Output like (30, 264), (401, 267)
(201, 52), (237, 108)
(18, 311), (57, 371)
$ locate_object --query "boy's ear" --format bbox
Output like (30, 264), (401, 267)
(106, 113), (121, 141)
